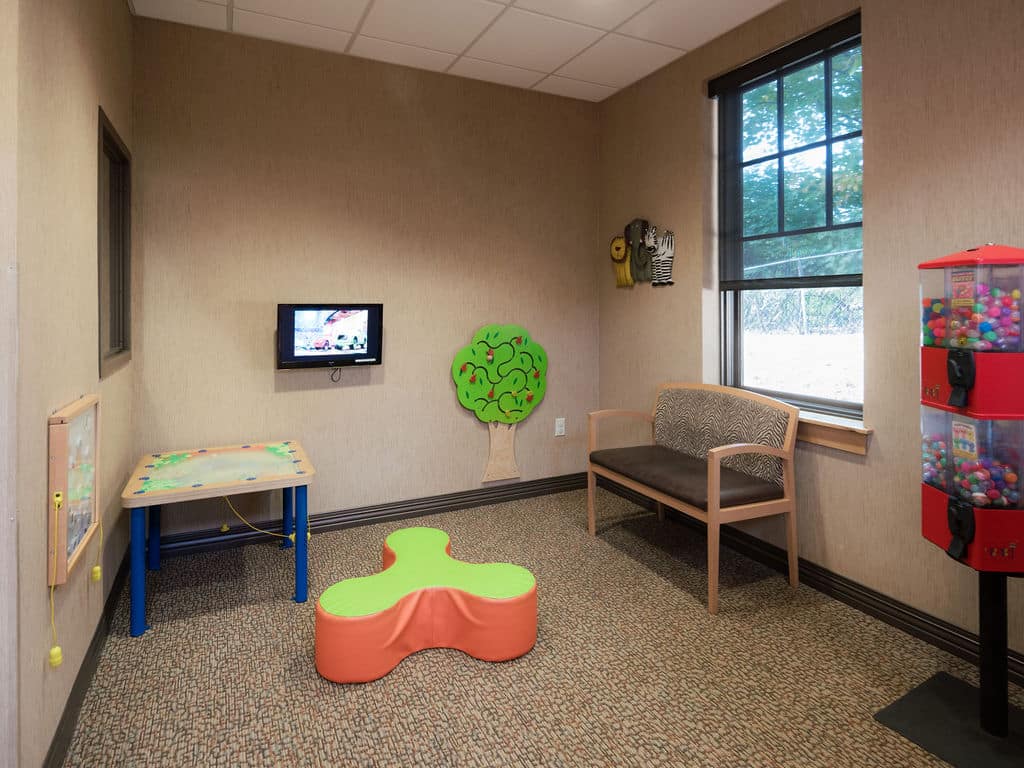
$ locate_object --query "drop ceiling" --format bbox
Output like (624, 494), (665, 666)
(129, 0), (783, 102)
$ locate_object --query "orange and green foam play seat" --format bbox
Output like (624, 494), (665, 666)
(314, 527), (537, 683)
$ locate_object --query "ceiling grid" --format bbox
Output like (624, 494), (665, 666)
(129, 0), (783, 101)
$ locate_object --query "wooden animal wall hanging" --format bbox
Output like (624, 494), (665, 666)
(451, 325), (548, 482)
(652, 229), (675, 285)
(610, 236), (633, 287)
(612, 220), (675, 287)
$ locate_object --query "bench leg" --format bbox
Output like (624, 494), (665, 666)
(655, 501), (664, 521)
(586, 469), (596, 535)
(707, 520), (720, 615)
(785, 507), (799, 587)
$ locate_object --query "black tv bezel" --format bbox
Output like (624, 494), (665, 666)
(276, 303), (383, 370)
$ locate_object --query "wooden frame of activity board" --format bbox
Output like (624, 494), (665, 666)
(47, 394), (100, 586)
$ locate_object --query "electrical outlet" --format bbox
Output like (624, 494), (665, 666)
(554, 417), (566, 437)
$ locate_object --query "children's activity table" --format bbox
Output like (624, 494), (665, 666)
(120, 440), (315, 637)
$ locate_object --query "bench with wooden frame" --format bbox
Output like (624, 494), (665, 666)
(586, 383), (799, 614)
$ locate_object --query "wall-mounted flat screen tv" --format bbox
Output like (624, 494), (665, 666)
(276, 303), (383, 369)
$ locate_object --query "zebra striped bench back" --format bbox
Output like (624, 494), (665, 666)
(654, 385), (793, 487)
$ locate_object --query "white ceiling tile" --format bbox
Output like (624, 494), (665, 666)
(349, 36), (457, 72)
(618, 0), (782, 50)
(449, 57), (545, 88)
(556, 33), (680, 88)
(513, 0), (650, 30)
(361, 0), (504, 55)
(234, 10), (351, 53)
(466, 8), (603, 72)
(532, 75), (615, 101)
(233, 0), (370, 32)
(132, 0), (227, 31)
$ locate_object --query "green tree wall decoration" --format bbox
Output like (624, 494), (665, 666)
(451, 324), (548, 482)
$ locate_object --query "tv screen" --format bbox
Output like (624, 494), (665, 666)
(276, 303), (383, 369)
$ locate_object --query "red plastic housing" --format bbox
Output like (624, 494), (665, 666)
(920, 244), (1024, 573)
(921, 346), (1024, 419)
(921, 483), (1023, 572)
(919, 243), (1024, 269)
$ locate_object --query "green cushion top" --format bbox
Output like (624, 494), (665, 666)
(318, 527), (536, 618)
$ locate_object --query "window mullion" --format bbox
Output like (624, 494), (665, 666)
(824, 53), (834, 229)
(775, 76), (784, 234)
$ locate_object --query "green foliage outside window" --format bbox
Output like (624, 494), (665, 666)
(736, 45), (863, 338)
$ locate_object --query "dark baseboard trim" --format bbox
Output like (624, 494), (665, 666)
(595, 476), (1024, 687)
(44, 552), (130, 768)
(160, 473), (588, 557)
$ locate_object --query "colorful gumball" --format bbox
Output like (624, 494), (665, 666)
(921, 434), (948, 489)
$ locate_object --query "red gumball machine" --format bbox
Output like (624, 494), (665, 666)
(919, 244), (1024, 741)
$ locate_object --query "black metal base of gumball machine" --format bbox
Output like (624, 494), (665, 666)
(874, 573), (1024, 767)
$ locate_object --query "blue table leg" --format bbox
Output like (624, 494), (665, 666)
(294, 485), (308, 603)
(281, 487), (293, 549)
(147, 505), (161, 570)
(130, 507), (149, 637)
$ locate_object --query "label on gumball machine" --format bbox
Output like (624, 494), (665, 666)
(952, 420), (978, 461)
(950, 270), (975, 309)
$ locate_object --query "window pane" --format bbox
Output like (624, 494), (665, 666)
(99, 151), (112, 357)
(783, 62), (825, 150)
(742, 81), (777, 161)
(740, 286), (863, 403)
(743, 159), (778, 236)
(831, 46), (862, 134)
(742, 227), (862, 280)
(783, 146), (826, 230)
(832, 136), (863, 224)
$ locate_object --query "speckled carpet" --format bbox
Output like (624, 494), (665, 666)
(64, 489), (1023, 767)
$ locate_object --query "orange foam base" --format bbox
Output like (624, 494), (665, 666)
(315, 544), (537, 684)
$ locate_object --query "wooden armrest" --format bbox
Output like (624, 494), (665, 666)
(588, 410), (654, 452)
(707, 442), (790, 462)
(706, 443), (792, 513)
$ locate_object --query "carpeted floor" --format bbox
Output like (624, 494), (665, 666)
(65, 489), (1023, 767)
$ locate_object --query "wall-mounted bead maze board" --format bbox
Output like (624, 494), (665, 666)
(48, 394), (100, 586)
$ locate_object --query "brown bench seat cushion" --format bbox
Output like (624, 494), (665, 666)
(590, 445), (784, 511)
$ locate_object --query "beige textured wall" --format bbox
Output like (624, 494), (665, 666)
(1, 1), (19, 763)
(132, 20), (601, 535)
(599, 0), (1023, 651)
(16, 1), (134, 766)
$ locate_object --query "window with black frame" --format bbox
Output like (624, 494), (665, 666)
(712, 14), (862, 418)
(98, 108), (131, 378)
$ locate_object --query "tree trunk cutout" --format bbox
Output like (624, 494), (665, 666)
(482, 423), (519, 482)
